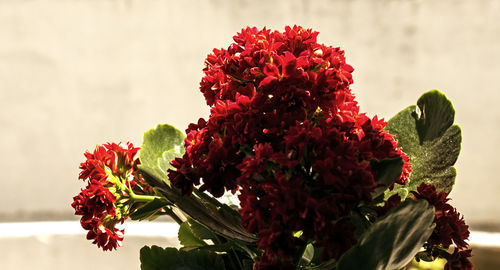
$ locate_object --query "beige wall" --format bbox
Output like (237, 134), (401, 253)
(0, 0), (499, 229)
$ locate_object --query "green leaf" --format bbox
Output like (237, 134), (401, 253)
(188, 218), (219, 241)
(140, 167), (257, 244)
(385, 90), (461, 195)
(159, 149), (182, 176)
(298, 243), (315, 266)
(181, 242), (233, 252)
(140, 245), (226, 270)
(193, 190), (243, 226)
(138, 124), (185, 185)
(370, 157), (404, 198)
(384, 183), (409, 202)
(304, 259), (336, 270)
(130, 198), (170, 221)
(179, 221), (207, 247)
(415, 90), (455, 143)
(350, 211), (371, 239)
(337, 199), (435, 270)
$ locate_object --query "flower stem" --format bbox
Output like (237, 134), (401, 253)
(129, 193), (160, 203)
(124, 178), (162, 203)
(162, 207), (184, 225)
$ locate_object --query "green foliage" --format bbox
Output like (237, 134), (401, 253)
(130, 198), (170, 221)
(415, 91), (455, 144)
(140, 167), (257, 244)
(385, 90), (462, 195)
(138, 124), (185, 185)
(178, 221), (208, 247)
(298, 243), (315, 266)
(370, 157), (404, 198)
(188, 218), (219, 241)
(177, 219), (256, 270)
(303, 259), (336, 270)
(193, 190), (243, 227)
(336, 200), (436, 270)
(140, 245), (226, 270)
(178, 219), (215, 247)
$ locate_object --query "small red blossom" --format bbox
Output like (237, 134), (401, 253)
(79, 142), (140, 185)
(444, 249), (473, 270)
(412, 183), (470, 250)
(73, 142), (145, 251)
(85, 219), (124, 251)
(71, 184), (116, 219)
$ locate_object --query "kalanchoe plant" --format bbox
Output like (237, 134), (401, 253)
(72, 26), (472, 269)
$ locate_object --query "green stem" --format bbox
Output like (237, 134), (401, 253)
(163, 207), (184, 225)
(129, 193), (160, 203)
(124, 178), (162, 203)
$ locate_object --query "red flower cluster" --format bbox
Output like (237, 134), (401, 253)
(412, 183), (472, 269)
(169, 26), (411, 267)
(72, 142), (142, 251)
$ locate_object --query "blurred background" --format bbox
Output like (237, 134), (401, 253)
(0, 0), (499, 269)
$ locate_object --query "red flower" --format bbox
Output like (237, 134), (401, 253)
(169, 25), (413, 267)
(71, 184), (116, 219)
(79, 142), (140, 185)
(73, 142), (144, 251)
(85, 219), (124, 251)
(412, 183), (470, 250)
(444, 249), (473, 270)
